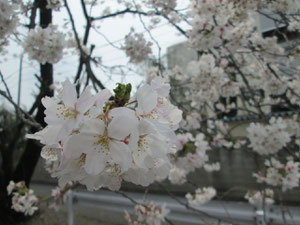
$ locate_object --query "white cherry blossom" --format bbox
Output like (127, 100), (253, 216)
(122, 30), (152, 64)
(22, 25), (65, 64)
(245, 189), (274, 206)
(125, 202), (170, 225)
(186, 187), (216, 206)
(247, 117), (291, 155)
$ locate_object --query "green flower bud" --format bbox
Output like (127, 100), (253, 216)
(113, 83), (132, 106)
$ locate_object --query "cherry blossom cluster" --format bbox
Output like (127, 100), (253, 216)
(143, 0), (177, 14)
(0, 0), (20, 50)
(247, 117), (291, 155)
(203, 162), (220, 172)
(28, 77), (182, 191)
(7, 181), (38, 216)
(171, 133), (210, 178)
(167, 125), (224, 187)
(188, 0), (256, 52)
(187, 54), (228, 106)
(165, 0), (300, 199)
(168, 167), (186, 185)
(185, 0), (300, 103)
(122, 30), (153, 64)
(267, 0), (300, 13)
(254, 157), (300, 192)
(287, 79), (300, 106)
(124, 202), (170, 225)
(48, 186), (68, 211)
(22, 25), (66, 64)
(288, 20), (300, 32)
(186, 187), (216, 206)
(244, 189), (274, 206)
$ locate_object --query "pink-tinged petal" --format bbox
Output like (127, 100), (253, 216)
(108, 107), (139, 140)
(110, 141), (132, 172)
(76, 86), (94, 113)
(62, 79), (77, 108)
(128, 128), (139, 152)
(136, 84), (158, 115)
(84, 150), (107, 175)
(151, 77), (170, 97)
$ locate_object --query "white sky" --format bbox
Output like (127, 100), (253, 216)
(0, 1), (190, 110)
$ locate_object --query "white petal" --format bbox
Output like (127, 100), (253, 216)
(144, 155), (155, 168)
(108, 107), (139, 140)
(41, 96), (57, 108)
(62, 79), (77, 108)
(139, 118), (157, 134)
(88, 106), (103, 119)
(149, 135), (168, 158)
(57, 119), (77, 143)
(110, 141), (132, 172)
(123, 168), (155, 186)
(63, 119), (105, 158)
(169, 107), (182, 126)
(44, 105), (65, 125)
(82, 119), (106, 136)
(151, 77), (170, 97)
(137, 84), (158, 115)
(98, 173), (122, 191)
(76, 86), (94, 113)
(84, 150), (107, 175)
(94, 89), (112, 106)
(26, 125), (61, 145)
(132, 148), (148, 168)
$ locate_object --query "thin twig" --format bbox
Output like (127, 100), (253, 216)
(0, 71), (12, 99)
(0, 90), (42, 129)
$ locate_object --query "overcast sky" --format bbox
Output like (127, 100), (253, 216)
(0, 1), (189, 110)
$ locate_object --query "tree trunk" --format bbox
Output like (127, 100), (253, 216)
(13, 0), (53, 186)
(0, 1), (53, 224)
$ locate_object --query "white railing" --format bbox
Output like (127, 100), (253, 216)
(66, 190), (300, 225)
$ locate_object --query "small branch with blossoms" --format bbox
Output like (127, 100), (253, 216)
(7, 180), (79, 216)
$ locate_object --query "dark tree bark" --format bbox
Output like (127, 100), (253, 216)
(13, 0), (53, 186)
(0, 1), (53, 224)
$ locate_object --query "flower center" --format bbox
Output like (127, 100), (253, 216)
(56, 105), (79, 120)
(93, 134), (109, 152)
(137, 135), (149, 152)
